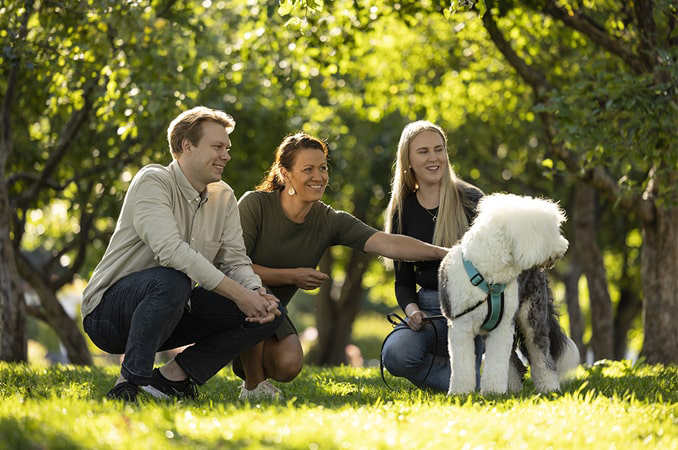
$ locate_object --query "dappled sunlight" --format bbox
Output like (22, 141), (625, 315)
(1, 361), (677, 448)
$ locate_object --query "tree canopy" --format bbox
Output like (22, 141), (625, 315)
(1, 0), (676, 364)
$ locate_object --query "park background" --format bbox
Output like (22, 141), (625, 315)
(1, 0), (677, 375)
(1, 1), (677, 448)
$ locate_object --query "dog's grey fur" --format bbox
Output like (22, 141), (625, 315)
(507, 267), (580, 392)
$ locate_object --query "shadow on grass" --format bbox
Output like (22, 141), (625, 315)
(568, 359), (678, 403)
(0, 417), (86, 449)
(2, 359), (676, 407)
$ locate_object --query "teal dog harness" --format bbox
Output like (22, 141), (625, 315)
(462, 253), (506, 332)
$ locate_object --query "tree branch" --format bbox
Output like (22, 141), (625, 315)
(49, 183), (105, 291)
(539, 0), (649, 74)
(483, 5), (655, 223)
(481, 7), (551, 93)
(18, 77), (99, 209)
(537, 111), (655, 223)
(632, 0), (657, 69)
(25, 304), (49, 324)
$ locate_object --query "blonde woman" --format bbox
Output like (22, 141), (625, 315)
(381, 121), (484, 391)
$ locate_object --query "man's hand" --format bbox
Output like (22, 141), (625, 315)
(215, 275), (282, 324)
(292, 268), (329, 290)
(238, 287), (281, 324)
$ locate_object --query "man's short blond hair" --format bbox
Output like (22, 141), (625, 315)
(167, 106), (235, 155)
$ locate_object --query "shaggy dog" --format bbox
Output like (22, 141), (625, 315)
(439, 193), (579, 395)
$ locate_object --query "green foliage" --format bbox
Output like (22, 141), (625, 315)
(5, 0), (673, 363)
(0, 360), (677, 448)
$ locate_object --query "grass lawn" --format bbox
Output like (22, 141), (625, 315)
(1, 359), (676, 449)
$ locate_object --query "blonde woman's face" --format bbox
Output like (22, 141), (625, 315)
(408, 130), (447, 188)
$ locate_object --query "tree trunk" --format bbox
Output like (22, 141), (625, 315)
(563, 252), (586, 360)
(0, 178), (27, 362)
(0, 0), (32, 362)
(16, 253), (92, 365)
(613, 284), (641, 360)
(572, 183), (615, 360)
(640, 206), (678, 364)
(312, 249), (371, 366)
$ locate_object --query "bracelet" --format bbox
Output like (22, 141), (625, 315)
(409, 310), (424, 318)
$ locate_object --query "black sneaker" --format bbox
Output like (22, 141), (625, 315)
(141, 368), (198, 400)
(106, 381), (139, 402)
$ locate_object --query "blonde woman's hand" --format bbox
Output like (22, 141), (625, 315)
(404, 303), (427, 331)
(407, 310), (427, 331)
(293, 268), (330, 290)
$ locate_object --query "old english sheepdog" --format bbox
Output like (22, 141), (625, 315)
(439, 193), (579, 395)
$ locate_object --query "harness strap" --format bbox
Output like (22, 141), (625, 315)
(461, 253), (506, 332)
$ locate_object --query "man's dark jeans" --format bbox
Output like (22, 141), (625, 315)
(83, 266), (284, 386)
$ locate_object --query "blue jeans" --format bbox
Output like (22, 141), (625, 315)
(381, 288), (484, 392)
(83, 267), (284, 386)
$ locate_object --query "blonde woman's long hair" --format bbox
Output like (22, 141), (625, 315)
(384, 121), (471, 249)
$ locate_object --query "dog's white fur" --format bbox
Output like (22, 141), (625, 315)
(439, 193), (577, 395)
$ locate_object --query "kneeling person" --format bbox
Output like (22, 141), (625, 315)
(82, 106), (283, 401)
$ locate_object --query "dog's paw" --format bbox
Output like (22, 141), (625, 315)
(447, 386), (475, 396)
(533, 379), (560, 393)
(507, 375), (523, 392)
(480, 386), (508, 395)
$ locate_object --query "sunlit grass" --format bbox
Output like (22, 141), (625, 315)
(1, 360), (676, 449)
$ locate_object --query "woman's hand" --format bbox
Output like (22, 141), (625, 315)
(407, 310), (427, 331)
(404, 303), (427, 331)
(292, 268), (330, 290)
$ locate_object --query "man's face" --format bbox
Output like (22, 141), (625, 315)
(181, 121), (231, 191)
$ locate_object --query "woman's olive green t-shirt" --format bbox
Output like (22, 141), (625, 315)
(238, 190), (378, 337)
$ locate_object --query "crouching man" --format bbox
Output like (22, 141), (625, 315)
(82, 106), (283, 401)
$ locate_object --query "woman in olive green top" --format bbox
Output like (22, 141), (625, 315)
(236, 132), (449, 400)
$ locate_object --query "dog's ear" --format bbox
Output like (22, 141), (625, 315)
(507, 199), (569, 269)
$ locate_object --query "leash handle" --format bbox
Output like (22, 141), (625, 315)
(387, 312), (407, 327)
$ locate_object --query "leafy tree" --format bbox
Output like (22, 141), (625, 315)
(0, 0), (295, 363)
(4, 0), (672, 368)
(1, 0), (192, 362)
(468, 0), (678, 363)
(286, 0), (676, 364)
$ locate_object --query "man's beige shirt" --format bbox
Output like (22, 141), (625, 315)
(81, 160), (261, 317)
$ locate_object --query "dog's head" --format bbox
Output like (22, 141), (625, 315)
(474, 193), (568, 271)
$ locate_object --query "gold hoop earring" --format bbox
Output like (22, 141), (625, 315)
(288, 187), (296, 195)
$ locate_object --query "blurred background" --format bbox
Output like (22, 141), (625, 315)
(2, 0), (676, 369)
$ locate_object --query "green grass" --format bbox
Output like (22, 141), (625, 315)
(1, 360), (676, 449)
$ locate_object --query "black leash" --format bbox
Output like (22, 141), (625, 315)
(379, 312), (447, 391)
